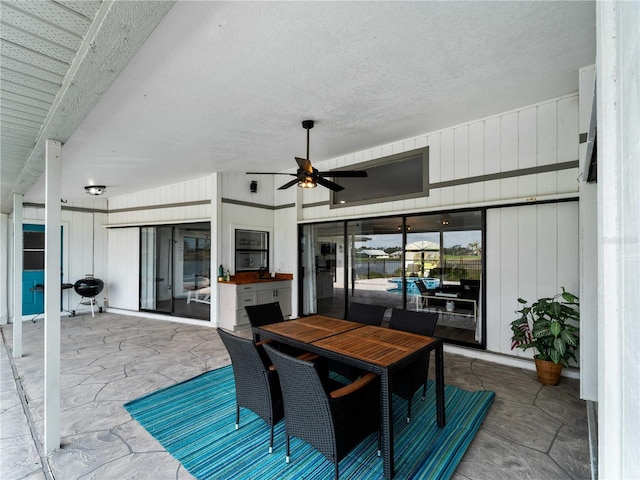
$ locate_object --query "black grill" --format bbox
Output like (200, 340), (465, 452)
(71, 276), (104, 317)
(73, 277), (104, 297)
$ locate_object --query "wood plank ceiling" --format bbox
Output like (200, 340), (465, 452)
(1, 0), (103, 199)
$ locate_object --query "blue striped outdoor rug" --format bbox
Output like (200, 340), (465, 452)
(124, 366), (494, 479)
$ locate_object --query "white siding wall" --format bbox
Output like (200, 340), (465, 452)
(106, 228), (139, 310)
(485, 202), (579, 358)
(578, 65), (597, 402)
(300, 94), (579, 220)
(107, 176), (213, 225)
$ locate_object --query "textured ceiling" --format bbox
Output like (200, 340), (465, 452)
(1, 1), (596, 212)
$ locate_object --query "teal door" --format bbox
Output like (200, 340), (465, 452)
(22, 224), (45, 315)
(22, 224), (65, 316)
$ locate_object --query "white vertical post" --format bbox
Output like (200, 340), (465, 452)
(211, 173), (219, 326)
(44, 139), (62, 453)
(597, 1), (640, 478)
(12, 194), (23, 357)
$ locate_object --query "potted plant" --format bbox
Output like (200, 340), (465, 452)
(510, 288), (580, 385)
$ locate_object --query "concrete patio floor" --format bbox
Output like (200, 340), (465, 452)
(1, 313), (591, 479)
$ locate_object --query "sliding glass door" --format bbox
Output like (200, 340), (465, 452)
(300, 210), (484, 348)
(140, 222), (211, 320)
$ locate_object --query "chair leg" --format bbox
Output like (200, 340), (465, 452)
(269, 424), (274, 454)
(334, 461), (339, 480)
(235, 406), (240, 429)
(407, 393), (412, 424)
(285, 435), (291, 463)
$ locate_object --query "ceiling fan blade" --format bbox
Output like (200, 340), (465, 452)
(295, 157), (313, 174)
(246, 172), (297, 176)
(278, 178), (300, 190)
(316, 176), (345, 192)
(318, 170), (368, 178)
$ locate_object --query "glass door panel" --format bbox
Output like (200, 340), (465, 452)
(346, 217), (404, 317)
(140, 226), (173, 314)
(301, 222), (344, 317)
(406, 211), (484, 347)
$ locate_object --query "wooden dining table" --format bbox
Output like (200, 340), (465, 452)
(256, 314), (445, 480)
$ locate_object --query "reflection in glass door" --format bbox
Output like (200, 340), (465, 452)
(301, 222), (345, 317)
(140, 226), (173, 314)
(346, 218), (405, 316)
(406, 211), (483, 346)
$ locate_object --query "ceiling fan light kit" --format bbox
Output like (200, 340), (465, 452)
(246, 120), (368, 191)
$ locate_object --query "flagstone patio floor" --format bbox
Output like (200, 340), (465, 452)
(1, 313), (591, 479)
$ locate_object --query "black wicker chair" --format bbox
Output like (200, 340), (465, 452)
(346, 302), (386, 326)
(263, 343), (380, 479)
(245, 301), (285, 342)
(388, 308), (438, 423)
(217, 328), (284, 453)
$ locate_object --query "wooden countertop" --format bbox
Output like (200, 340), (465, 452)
(219, 272), (293, 285)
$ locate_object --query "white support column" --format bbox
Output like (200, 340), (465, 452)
(0, 214), (7, 326)
(12, 194), (24, 357)
(597, 1), (640, 478)
(44, 139), (62, 453)
(211, 173), (220, 326)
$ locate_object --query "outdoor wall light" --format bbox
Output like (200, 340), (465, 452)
(250, 180), (258, 193)
(85, 185), (106, 196)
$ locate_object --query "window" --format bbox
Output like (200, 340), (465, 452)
(331, 147), (429, 207)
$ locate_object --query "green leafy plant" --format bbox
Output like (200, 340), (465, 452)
(510, 288), (580, 367)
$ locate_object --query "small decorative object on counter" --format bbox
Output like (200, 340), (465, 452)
(218, 265), (224, 281)
(224, 270), (230, 282)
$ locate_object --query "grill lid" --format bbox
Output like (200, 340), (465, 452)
(74, 276), (104, 297)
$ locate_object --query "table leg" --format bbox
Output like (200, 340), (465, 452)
(436, 341), (446, 427)
(381, 371), (394, 479)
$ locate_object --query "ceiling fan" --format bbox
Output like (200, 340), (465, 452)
(248, 120), (367, 192)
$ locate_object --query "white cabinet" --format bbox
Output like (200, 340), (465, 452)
(219, 280), (292, 331)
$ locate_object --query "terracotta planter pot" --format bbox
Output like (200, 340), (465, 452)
(535, 357), (563, 385)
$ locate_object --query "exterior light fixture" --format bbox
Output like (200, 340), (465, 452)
(85, 185), (106, 196)
(250, 180), (258, 193)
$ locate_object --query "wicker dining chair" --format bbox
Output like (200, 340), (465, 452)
(263, 343), (380, 479)
(388, 308), (438, 423)
(346, 302), (386, 326)
(245, 301), (285, 342)
(217, 328), (284, 453)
